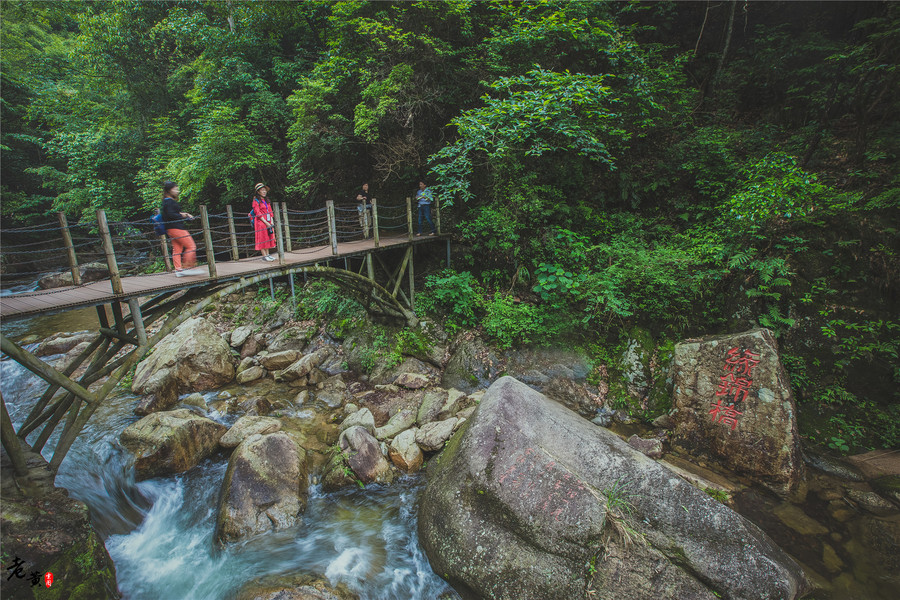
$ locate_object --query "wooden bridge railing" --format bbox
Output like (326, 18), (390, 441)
(0, 195), (444, 296)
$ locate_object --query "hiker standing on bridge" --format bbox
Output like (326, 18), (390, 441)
(356, 182), (373, 237)
(416, 181), (436, 236)
(161, 181), (200, 277)
(252, 183), (276, 262)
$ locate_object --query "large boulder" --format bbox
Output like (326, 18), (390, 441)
(339, 426), (392, 485)
(220, 416), (282, 448)
(36, 331), (98, 357)
(417, 389), (448, 425)
(120, 409), (226, 480)
(259, 350), (303, 371)
(231, 325), (254, 348)
(132, 317), (235, 413)
(37, 262), (109, 290)
(374, 407), (417, 440)
(233, 574), (357, 600)
(339, 408), (376, 436)
(266, 326), (313, 353)
(389, 428), (423, 472)
(670, 328), (806, 498)
(441, 336), (503, 393)
(415, 417), (459, 452)
(274, 348), (332, 382)
(215, 432), (309, 546)
(419, 376), (810, 600)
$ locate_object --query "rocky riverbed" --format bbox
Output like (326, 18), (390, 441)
(2, 287), (899, 599)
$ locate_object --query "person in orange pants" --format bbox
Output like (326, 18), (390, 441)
(160, 181), (200, 276)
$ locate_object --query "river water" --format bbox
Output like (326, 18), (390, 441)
(0, 312), (459, 600)
(3, 308), (896, 599)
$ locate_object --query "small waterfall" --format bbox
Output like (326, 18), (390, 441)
(1, 340), (458, 600)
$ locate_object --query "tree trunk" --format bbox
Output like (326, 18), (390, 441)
(712, 0), (738, 90)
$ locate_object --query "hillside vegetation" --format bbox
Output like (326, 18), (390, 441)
(2, 0), (897, 451)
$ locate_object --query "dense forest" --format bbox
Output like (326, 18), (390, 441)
(2, 0), (898, 452)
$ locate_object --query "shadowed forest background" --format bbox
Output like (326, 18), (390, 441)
(1, 0), (898, 453)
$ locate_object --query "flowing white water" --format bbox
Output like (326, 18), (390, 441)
(1, 343), (458, 599)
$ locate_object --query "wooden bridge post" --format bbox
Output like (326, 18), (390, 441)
(160, 236), (173, 272)
(96, 209), (123, 295)
(406, 197), (414, 241)
(273, 202), (286, 264)
(326, 200), (338, 255)
(58, 212), (82, 285)
(127, 298), (148, 347)
(281, 203), (293, 252)
(372, 198), (380, 248)
(408, 248), (415, 309)
(434, 196), (441, 235)
(226, 205), (239, 261)
(200, 205), (217, 278)
(361, 203), (370, 240)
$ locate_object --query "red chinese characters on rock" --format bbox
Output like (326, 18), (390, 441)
(710, 347), (761, 430)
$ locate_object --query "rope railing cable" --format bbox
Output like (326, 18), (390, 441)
(0, 223), (70, 234)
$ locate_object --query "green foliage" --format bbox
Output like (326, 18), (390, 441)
(724, 153), (831, 225)
(418, 269), (485, 334)
(295, 279), (366, 324)
(602, 477), (638, 516)
(704, 488), (730, 504)
(430, 68), (626, 205)
(533, 263), (582, 301)
(482, 293), (540, 349)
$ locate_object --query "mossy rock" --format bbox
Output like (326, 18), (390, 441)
(0, 476), (119, 599)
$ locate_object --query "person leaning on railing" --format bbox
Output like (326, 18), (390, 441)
(161, 181), (201, 277)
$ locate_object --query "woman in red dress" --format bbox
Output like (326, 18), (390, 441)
(252, 183), (276, 261)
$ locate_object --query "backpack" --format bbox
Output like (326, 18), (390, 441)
(151, 212), (166, 236)
(248, 207), (255, 224)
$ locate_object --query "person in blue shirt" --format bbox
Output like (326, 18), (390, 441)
(416, 181), (436, 236)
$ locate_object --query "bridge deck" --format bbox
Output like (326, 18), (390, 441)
(1, 234), (444, 321)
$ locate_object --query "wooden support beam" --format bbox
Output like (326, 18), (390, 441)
(20, 334), (105, 434)
(0, 335), (98, 406)
(97, 304), (110, 329)
(99, 327), (139, 347)
(128, 299), (148, 347)
(374, 251), (412, 306)
(1, 393), (28, 477)
(110, 301), (127, 338)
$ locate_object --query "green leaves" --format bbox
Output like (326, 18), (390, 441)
(724, 153), (830, 225)
(533, 263), (581, 301)
(430, 68), (624, 204)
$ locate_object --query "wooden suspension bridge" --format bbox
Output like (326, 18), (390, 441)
(0, 197), (449, 484)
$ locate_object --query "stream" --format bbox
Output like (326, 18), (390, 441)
(2, 307), (897, 599)
(0, 311), (458, 600)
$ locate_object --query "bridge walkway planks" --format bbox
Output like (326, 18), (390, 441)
(0, 234), (445, 321)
